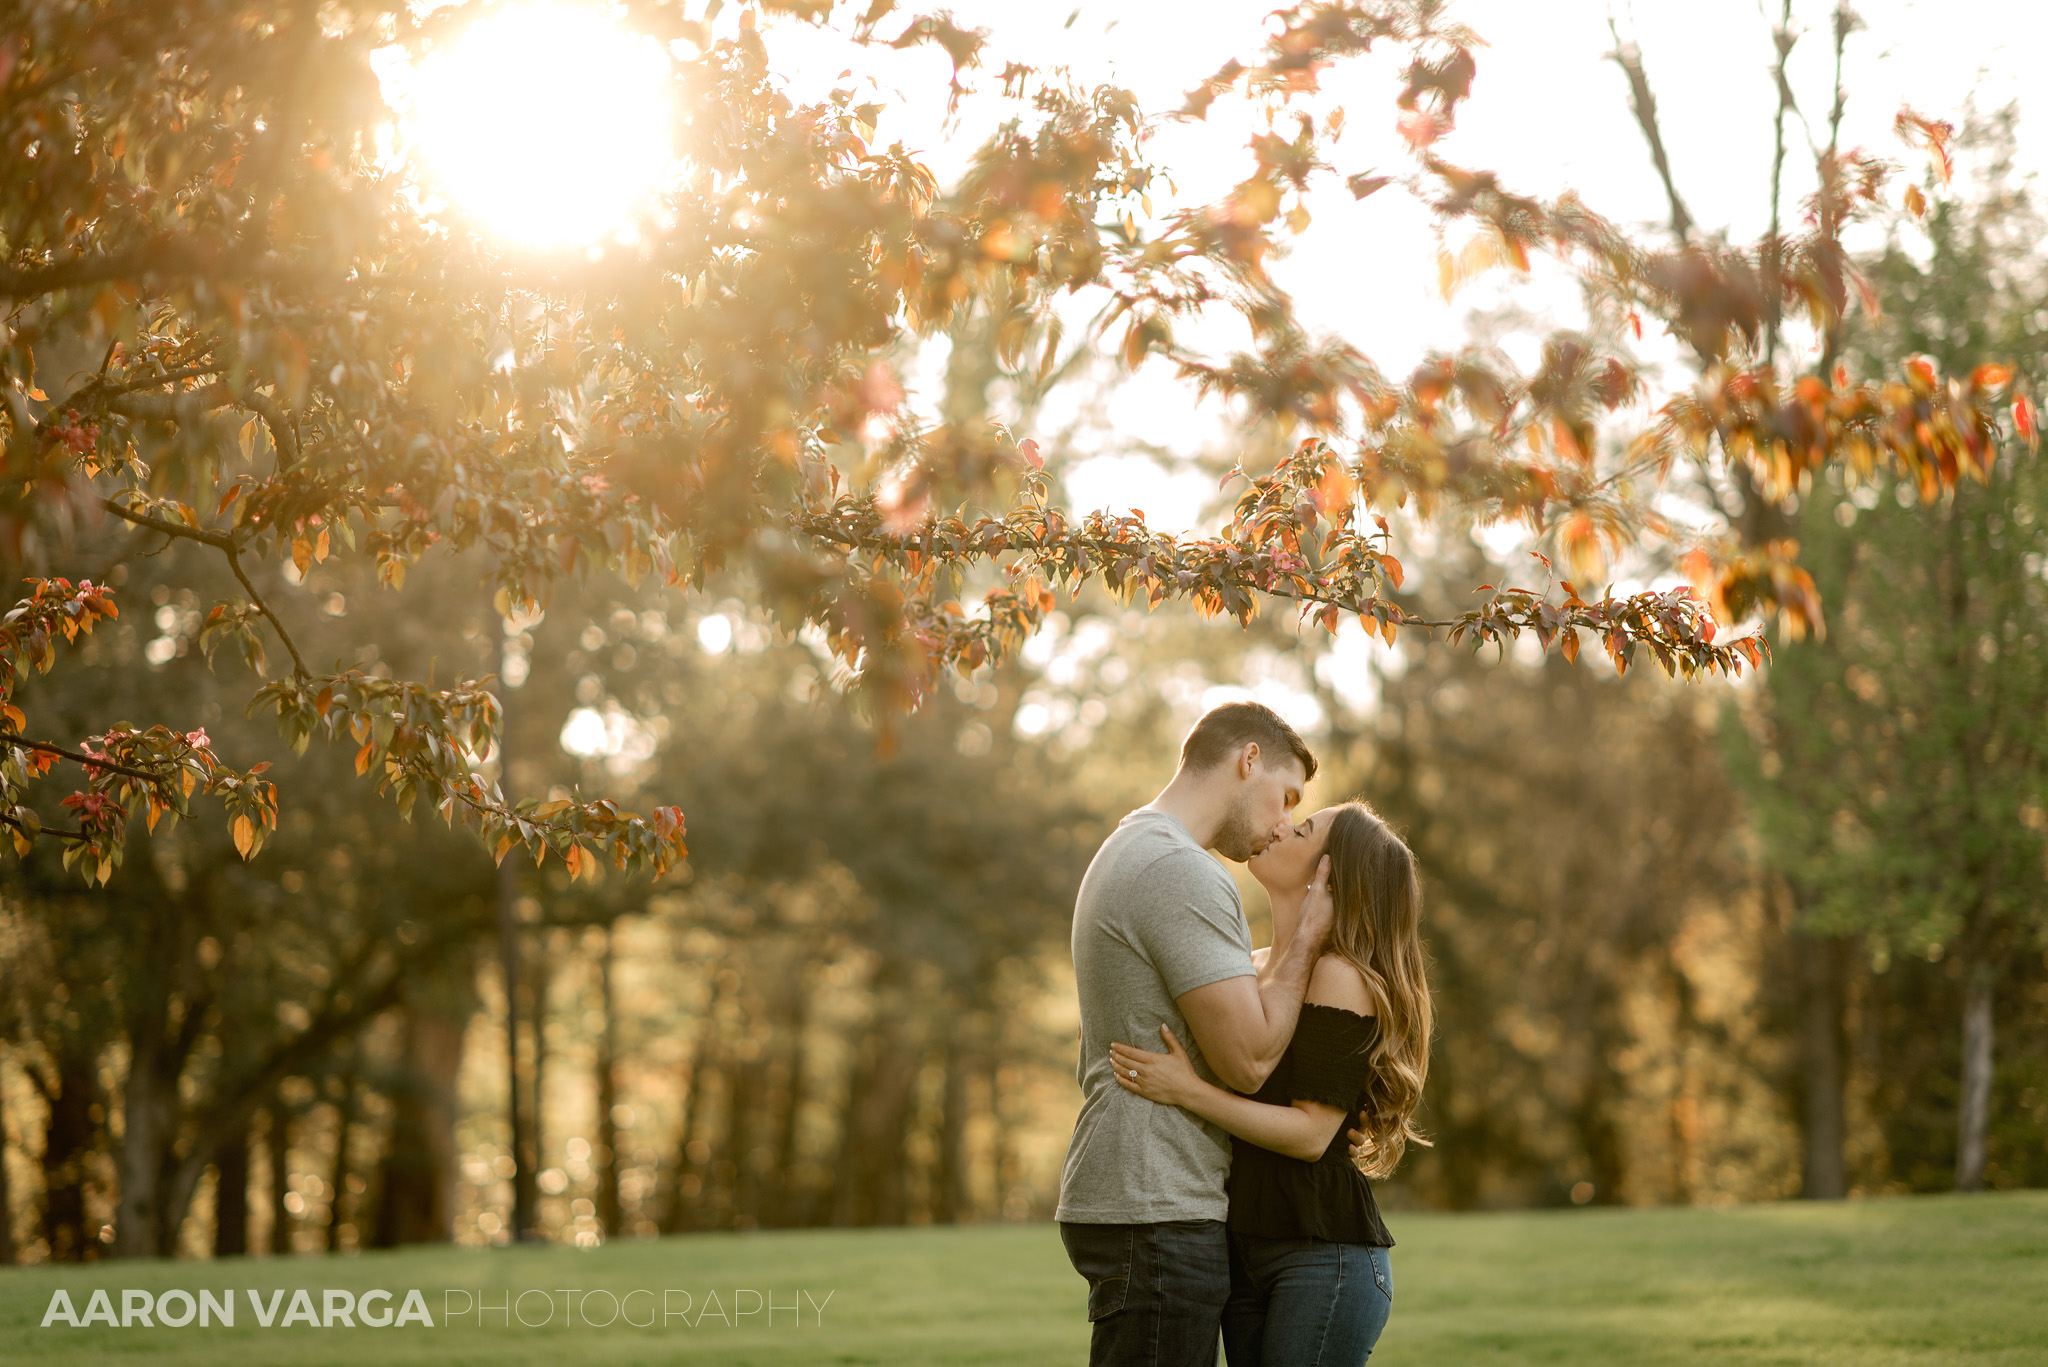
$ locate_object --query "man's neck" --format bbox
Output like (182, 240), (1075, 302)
(1146, 771), (1225, 851)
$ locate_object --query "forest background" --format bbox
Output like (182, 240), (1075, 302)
(1, 0), (2045, 1266)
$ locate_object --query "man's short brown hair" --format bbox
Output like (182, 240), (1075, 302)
(1179, 701), (1317, 782)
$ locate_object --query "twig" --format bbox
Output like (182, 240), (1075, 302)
(0, 733), (169, 783)
(223, 539), (310, 677)
(0, 812), (87, 840)
(100, 496), (234, 550)
(101, 497), (311, 678)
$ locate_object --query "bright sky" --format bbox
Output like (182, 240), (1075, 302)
(763, 0), (2047, 533)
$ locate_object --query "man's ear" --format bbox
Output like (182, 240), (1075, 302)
(1238, 741), (1261, 778)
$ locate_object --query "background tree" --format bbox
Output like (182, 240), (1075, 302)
(1731, 110), (2048, 1194)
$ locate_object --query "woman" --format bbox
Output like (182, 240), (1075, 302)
(1110, 801), (1432, 1366)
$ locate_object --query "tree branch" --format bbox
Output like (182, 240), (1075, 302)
(104, 381), (236, 423)
(1607, 22), (1694, 242)
(51, 360), (297, 465)
(0, 812), (87, 840)
(0, 733), (169, 784)
(0, 240), (305, 301)
(239, 389), (300, 467)
(1765, 0), (1799, 363)
(100, 496), (235, 551)
(101, 362), (226, 396)
(101, 497), (311, 677)
(1827, 3), (1861, 157)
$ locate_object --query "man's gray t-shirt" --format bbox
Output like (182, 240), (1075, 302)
(1057, 808), (1255, 1224)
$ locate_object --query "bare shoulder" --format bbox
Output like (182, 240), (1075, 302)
(1251, 945), (1271, 971)
(1306, 954), (1374, 1016)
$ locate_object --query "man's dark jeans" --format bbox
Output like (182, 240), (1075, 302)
(1060, 1219), (1230, 1367)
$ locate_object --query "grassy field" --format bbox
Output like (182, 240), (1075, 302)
(1, 1192), (2042, 1365)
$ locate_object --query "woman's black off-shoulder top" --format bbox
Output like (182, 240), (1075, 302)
(1224, 1002), (1394, 1246)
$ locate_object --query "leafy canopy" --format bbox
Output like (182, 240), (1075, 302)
(0, 0), (2023, 882)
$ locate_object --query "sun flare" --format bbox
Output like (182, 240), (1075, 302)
(392, 2), (676, 248)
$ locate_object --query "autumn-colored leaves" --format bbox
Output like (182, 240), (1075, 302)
(251, 670), (689, 883)
(0, 577), (279, 884)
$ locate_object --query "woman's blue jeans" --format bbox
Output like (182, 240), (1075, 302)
(1220, 1231), (1392, 1366)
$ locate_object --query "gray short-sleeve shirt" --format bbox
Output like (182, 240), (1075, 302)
(1057, 808), (1255, 1224)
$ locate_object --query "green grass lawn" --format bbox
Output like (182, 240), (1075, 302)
(1, 1192), (2043, 1365)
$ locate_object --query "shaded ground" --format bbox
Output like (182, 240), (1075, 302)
(1, 1191), (2042, 1365)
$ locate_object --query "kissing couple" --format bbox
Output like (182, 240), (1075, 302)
(1058, 701), (1432, 1367)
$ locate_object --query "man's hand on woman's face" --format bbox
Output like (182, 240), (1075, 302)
(1297, 854), (1335, 951)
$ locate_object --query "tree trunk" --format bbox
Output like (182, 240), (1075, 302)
(933, 1034), (967, 1224)
(1797, 927), (1848, 1200)
(1955, 957), (1995, 1191)
(211, 1121), (250, 1257)
(266, 1094), (295, 1255)
(497, 852), (539, 1241)
(112, 1033), (177, 1258)
(326, 1064), (361, 1252)
(40, 1056), (98, 1260)
(594, 928), (622, 1239)
(663, 967), (729, 1233)
(770, 976), (811, 1227)
(985, 1055), (1015, 1219)
(725, 1046), (763, 1229)
(371, 1003), (465, 1246)
(524, 928), (555, 1239)
(831, 1000), (918, 1226)
(0, 1059), (16, 1265)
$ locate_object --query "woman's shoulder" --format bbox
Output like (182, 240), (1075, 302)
(1305, 954), (1375, 1017)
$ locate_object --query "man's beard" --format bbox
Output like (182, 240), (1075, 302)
(1212, 794), (1266, 863)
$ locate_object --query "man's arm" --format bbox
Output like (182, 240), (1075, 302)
(1174, 856), (1333, 1093)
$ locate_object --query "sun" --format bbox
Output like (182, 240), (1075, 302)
(391, 2), (676, 248)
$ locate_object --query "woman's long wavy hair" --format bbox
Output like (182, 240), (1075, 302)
(1321, 801), (1433, 1178)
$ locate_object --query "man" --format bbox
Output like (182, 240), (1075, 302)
(1057, 701), (1348, 1367)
